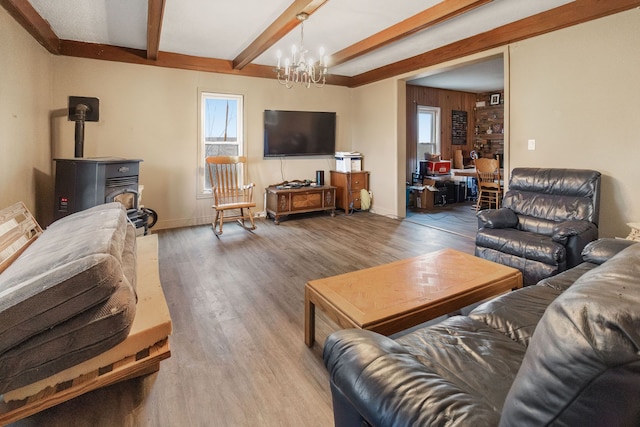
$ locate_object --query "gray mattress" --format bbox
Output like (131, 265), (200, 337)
(0, 203), (138, 394)
(0, 278), (136, 393)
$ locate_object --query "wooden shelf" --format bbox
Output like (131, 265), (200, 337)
(475, 105), (503, 110)
(474, 92), (504, 158)
(475, 134), (504, 139)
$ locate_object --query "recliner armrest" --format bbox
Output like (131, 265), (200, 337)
(477, 208), (518, 229)
(552, 220), (599, 268)
(581, 238), (638, 264)
(552, 220), (596, 244)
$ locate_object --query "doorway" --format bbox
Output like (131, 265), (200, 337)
(402, 53), (506, 231)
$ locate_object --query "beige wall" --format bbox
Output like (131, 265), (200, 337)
(360, 10), (639, 238)
(509, 9), (640, 238)
(49, 57), (352, 229)
(3, 6), (638, 238)
(351, 79), (402, 218)
(0, 8), (53, 224)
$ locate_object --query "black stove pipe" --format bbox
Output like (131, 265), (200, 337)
(74, 103), (90, 158)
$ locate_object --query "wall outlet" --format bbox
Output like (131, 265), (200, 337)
(528, 139), (536, 150)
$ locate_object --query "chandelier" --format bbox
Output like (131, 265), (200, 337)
(275, 13), (328, 88)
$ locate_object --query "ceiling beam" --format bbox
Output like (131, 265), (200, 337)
(330, 0), (493, 67)
(350, 0), (640, 87)
(147, 0), (166, 60)
(0, 0), (59, 53)
(58, 39), (353, 86)
(5, 0), (637, 88)
(232, 0), (328, 70)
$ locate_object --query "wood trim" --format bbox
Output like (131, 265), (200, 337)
(58, 39), (354, 86)
(0, 339), (171, 425)
(146, 0), (166, 60)
(5, 0), (638, 87)
(0, 201), (43, 274)
(350, 0), (640, 87)
(0, 0), (59, 53)
(330, 0), (493, 67)
(232, 0), (328, 70)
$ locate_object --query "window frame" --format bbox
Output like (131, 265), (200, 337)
(417, 105), (441, 159)
(197, 90), (244, 197)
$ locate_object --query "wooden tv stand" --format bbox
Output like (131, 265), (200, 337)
(266, 185), (336, 224)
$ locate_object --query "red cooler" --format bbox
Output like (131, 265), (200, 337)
(426, 160), (451, 175)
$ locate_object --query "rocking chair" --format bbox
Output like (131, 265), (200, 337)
(206, 156), (256, 235)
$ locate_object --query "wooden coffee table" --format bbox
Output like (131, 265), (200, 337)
(304, 248), (522, 347)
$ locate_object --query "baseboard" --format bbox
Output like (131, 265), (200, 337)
(153, 211), (266, 230)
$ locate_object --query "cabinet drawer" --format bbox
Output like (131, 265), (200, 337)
(350, 173), (367, 191)
(291, 192), (322, 211)
(350, 191), (362, 209)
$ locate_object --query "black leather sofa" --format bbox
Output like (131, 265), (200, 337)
(323, 238), (640, 426)
(475, 168), (601, 285)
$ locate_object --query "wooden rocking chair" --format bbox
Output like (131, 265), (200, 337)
(206, 156), (257, 235)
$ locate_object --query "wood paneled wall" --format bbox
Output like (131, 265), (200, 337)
(406, 85), (476, 182)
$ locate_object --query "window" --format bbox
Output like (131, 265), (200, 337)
(198, 91), (244, 195)
(417, 106), (441, 161)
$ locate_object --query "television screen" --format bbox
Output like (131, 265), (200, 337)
(264, 110), (336, 157)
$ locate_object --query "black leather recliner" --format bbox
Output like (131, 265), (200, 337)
(475, 167), (601, 285)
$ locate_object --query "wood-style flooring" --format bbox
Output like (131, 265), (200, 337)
(8, 208), (476, 427)
(405, 201), (479, 239)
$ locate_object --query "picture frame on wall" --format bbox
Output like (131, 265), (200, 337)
(490, 93), (501, 105)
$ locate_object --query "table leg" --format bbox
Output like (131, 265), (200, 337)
(304, 289), (315, 347)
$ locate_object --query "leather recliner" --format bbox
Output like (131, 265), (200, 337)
(475, 167), (601, 285)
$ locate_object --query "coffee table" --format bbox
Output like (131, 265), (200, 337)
(304, 248), (522, 347)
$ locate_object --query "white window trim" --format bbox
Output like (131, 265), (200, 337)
(417, 105), (441, 155)
(197, 90), (244, 198)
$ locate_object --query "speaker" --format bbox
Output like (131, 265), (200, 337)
(316, 170), (324, 186)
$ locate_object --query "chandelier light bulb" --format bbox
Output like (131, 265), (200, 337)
(273, 12), (327, 89)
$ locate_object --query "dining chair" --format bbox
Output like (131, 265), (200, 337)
(206, 156), (256, 235)
(475, 157), (502, 212)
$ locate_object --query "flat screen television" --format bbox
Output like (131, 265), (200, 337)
(264, 110), (336, 157)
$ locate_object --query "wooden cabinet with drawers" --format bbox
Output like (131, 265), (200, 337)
(330, 171), (370, 212)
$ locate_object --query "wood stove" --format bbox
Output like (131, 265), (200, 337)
(54, 157), (142, 221)
(53, 97), (154, 234)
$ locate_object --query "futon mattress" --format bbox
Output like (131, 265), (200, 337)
(0, 203), (138, 393)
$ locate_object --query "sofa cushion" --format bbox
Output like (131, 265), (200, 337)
(469, 285), (562, 347)
(505, 168), (600, 225)
(500, 244), (640, 426)
(536, 261), (596, 291)
(0, 203), (132, 354)
(475, 228), (565, 265)
(0, 278), (136, 394)
(325, 317), (527, 427)
(475, 247), (563, 286)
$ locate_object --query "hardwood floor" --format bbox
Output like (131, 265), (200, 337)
(405, 201), (479, 239)
(8, 211), (475, 427)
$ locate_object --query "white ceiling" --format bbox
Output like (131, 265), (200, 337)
(408, 55), (504, 92)
(27, 0), (573, 87)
